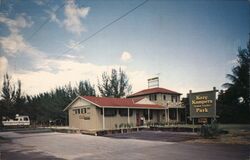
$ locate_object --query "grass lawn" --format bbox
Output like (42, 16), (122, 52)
(159, 124), (250, 131)
(219, 124), (250, 132)
(185, 124), (250, 145)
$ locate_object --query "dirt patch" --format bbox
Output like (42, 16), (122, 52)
(186, 131), (250, 145)
(0, 136), (11, 143)
(104, 130), (199, 142)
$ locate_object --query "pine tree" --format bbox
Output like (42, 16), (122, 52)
(98, 68), (132, 98)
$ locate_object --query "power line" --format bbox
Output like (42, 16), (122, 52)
(27, 2), (66, 41)
(27, 0), (87, 41)
(62, 0), (149, 55)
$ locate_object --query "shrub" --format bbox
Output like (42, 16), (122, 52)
(119, 123), (124, 128)
(200, 119), (219, 138)
(130, 123), (133, 128)
(146, 121), (152, 127)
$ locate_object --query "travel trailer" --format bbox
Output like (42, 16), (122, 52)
(2, 114), (30, 126)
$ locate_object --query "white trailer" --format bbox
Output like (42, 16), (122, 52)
(2, 114), (30, 126)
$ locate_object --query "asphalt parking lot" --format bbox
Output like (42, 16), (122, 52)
(0, 129), (249, 160)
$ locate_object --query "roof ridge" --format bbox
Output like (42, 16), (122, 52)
(81, 95), (164, 109)
(127, 87), (182, 98)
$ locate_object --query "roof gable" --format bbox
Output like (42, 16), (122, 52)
(134, 97), (155, 105)
(63, 96), (82, 111)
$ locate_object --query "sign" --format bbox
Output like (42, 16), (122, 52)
(198, 118), (208, 123)
(189, 88), (217, 118)
(148, 77), (159, 88)
(79, 115), (90, 120)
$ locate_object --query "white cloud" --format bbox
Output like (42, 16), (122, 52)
(127, 70), (150, 93)
(10, 54), (151, 95)
(0, 56), (8, 76)
(34, 0), (46, 6)
(0, 33), (26, 55)
(63, 0), (90, 35)
(0, 12), (151, 96)
(63, 54), (76, 59)
(0, 14), (33, 34)
(0, 56), (8, 89)
(13, 59), (127, 95)
(66, 39), (84, 52)
(0, 32), (45, 60)
(121, 51), (132, 62)
(46, 10), (61, 25)
(0, 14), (44, 60)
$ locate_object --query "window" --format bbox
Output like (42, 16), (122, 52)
(24, 117), (29, 121)
(163, 95), (166, 100)
(101, 108), (116, 117)
(171, 95), (178, 102)
(149, 94), (157, 101)
(143, 110), (153, 120)
(119, 109), (133, 117)
(74, 109), (81, 114)
(81, 108), (87, 114)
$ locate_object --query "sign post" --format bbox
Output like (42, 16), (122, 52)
(192, 118), (194, 133)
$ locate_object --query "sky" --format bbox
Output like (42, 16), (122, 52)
(0, 0), (249, 97)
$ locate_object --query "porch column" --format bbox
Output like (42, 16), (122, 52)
(148, 109), (150, 122)
(176, 108), (179, 123)
(165, 109), (167, 123)
(167, 108), (170, 125)
(102, 107), (105, 130)
(127, 108), (130, 124)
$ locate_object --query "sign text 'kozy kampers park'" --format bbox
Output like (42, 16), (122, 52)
(189, 88), (217, 118)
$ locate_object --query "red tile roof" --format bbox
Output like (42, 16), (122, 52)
(82, 96), (164, 109)
(127, 87), (182, 98)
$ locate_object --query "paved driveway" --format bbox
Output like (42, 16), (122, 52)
(0, 130), (249, 160)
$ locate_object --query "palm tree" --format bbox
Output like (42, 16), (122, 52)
(222, 38), (250, 106)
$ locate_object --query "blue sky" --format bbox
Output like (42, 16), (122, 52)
(0, 0), (249, 96)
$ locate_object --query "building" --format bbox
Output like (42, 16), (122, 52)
(64, 87), (184, 131)
(127, 87), (184, 123)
